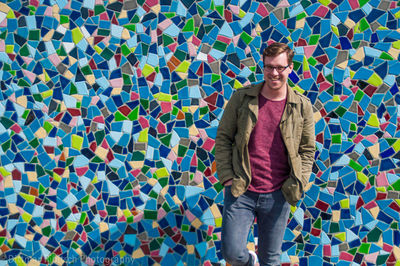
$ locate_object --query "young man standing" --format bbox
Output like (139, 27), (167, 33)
(215, 42), (315, 266)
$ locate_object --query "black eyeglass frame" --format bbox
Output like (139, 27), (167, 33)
(263, 64), (291, 73)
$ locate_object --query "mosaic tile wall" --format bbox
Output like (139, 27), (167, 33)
(0, 0), (400, 265)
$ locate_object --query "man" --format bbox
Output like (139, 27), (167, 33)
(215, 42), (315, 266)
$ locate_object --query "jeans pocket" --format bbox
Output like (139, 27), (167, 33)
(224, 186), (237, 204)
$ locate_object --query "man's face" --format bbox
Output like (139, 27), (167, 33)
(263, 52), (293, 92)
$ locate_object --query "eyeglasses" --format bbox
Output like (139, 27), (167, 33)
(263, 64), (290, 73)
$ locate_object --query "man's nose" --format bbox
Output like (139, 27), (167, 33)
(271, 68), (280, 74)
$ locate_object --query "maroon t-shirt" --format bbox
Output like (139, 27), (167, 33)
(247, 94), (290, 193)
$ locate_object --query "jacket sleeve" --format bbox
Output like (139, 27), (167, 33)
(299, 98), (315, 188)
(215, 92), (241, 186)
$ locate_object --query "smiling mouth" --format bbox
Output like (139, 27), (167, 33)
(269, 77), (280, 81)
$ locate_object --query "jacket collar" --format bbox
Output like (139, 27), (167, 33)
(244, 81), (300, 103)
(286, 84), (301, 104)
(243, 82), (301, 104)
(244, 82), (300, 121)
(242, 82), (263, 97)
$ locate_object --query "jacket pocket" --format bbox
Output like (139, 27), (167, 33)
(232, 145), (240, 174)
(290, 155), (302, 182)
(230, 146), (247, 197)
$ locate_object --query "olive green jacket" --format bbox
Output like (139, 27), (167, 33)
(215, 82), (315, 206)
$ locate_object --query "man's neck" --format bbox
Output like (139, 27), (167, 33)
(260, 83), (287, 101)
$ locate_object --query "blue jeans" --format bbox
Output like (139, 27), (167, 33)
(221, 187), (291, 266)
